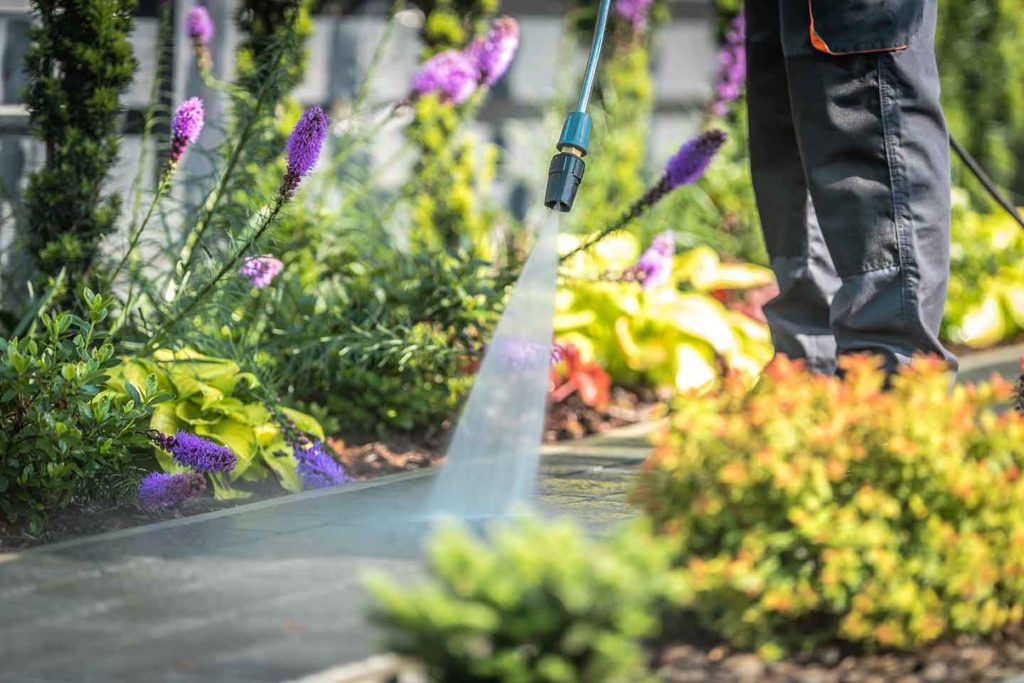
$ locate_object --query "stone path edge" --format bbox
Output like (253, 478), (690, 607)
(1, 421), (666, 562)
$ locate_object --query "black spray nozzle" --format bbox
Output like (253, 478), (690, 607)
(544, 152), (586, 213)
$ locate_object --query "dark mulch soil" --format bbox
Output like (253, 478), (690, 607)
(544, 387), (662, 442)
(658, 624), (1024, 682)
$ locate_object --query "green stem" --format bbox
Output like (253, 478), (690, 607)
(558, 178), (668, 263)
(128, 1), (172, 232)
(147, 196), (286, 350)
(111, 165), (174, 284)
(163, 9), (299, 303)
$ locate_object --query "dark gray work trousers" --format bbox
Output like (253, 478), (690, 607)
(746, 0), (956, 374)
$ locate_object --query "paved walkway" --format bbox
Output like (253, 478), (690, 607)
(0, 424), (654, 683)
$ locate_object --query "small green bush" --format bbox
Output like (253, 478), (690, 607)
(23, 0), (138, 295)
(635, 355), (1024, 658)
(367, 518), (687, 682)
(0, 291), (161, 531)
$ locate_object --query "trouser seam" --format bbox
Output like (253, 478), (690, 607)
(876, 56), (913, 330)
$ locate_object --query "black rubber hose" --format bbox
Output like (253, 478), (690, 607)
(949, 133), (1024, 231)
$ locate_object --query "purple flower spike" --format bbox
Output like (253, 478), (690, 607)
(665, 129), (727, 190)
(281, 106), (329, 199)
(468, 16), (520, 87)
(171, 431), (237, 473)
(711, 13), (746, 117)
(633, 230), (675, 290)
(239, 255), (284, 289)
(295, 441), (350, 490)
(411, 50), (479, 105)
(170, 97), (204, 164)
(613, 0), (654, 31)
(138, 472), (207, 510)
(186, 6), (215, 46)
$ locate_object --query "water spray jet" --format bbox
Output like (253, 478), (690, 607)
(426, 2), (616, 519)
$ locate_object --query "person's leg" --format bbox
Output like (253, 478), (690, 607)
(746, 1), (840, 374)
(780, 0), (956, 371)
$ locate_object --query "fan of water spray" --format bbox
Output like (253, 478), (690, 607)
(427, 213), (561, 518)
(427, 0), (614, 519)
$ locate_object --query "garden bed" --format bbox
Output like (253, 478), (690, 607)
(658, 624), (1024, 682)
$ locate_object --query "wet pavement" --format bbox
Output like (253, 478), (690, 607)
(0, 424), (655, 682)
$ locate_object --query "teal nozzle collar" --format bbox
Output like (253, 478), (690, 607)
(557, 111), (593, 156)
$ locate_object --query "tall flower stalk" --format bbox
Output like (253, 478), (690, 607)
(110, 98), (205, 283)
(148, 106), (328, 349)
(559, 129), (727, 263)
(163, 7), (302, 303)
(709, 12), (746, 118)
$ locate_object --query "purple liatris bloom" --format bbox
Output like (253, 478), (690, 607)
(281, 106), (329, 199)
(665, 129), (727, 190)
(613, 0), (654, 31)
(295, 441), (350, 490)
(138, 472), (207, 510)
(186, 6), (215, 46)
(239, 255), (284, 289)
(170, 97), (204, 164)
(711, 12), (746, 117)
(170, 431), (237, 472)
(467, 16), (520, 87)
(633, 230), (675, 289)
(411, 50), (479, 105)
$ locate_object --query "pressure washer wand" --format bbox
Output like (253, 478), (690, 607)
(544, 0), (614, 213)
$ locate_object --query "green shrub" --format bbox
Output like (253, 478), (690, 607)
(937, 0), (1024, 195)
(943, 193), (1024, 347)
(367, 518), (687, 682)
(23, 0), (138, 296)
(635, 355), (1024, 657)
(0, 291), (161, 531)
(274, 250), (506, 436)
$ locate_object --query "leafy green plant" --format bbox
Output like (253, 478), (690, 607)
(23, 0), (138, 297)
(636, 355), (1024, 657)
(103, 349), (324, 499)
(943, 193), (1024, 347)
(272, 249), (506, 436)
(0, 290), (162, 531)
(367, 517), (687, 682)
(937, 0), (1024, 196)
(557, 233), (774, 394)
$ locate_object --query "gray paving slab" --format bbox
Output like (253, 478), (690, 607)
(0, 426), (654, 682)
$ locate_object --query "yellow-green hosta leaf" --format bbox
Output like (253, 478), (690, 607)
(241, 402), (272, 427)
(205, 396), (251, 422)
(674, 246), (720, 287)
(614, 316), (670, 371)
(947, 295), (1010, 348)
(663, 293), (738, 358)
(1001, 284), (1024, 330)
(209, 473), (253, 501)
(254, 422), (282, 447)
(261, 444), (304, 493)
(174, 400), (221, 426)
(674, 343), (718, 393)
(554, 310), (596, 333)
(696, 262), (775, 292)
(281, 407), (325, 441)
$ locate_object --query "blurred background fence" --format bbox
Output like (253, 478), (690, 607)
(0, 0), (717, 308)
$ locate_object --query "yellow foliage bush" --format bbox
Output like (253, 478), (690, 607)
(635, 356), (1024, 657)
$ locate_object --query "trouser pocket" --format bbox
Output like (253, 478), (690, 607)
(807, 0), (925, 55)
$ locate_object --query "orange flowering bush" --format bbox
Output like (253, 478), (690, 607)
(635, 355), (1024, 657)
